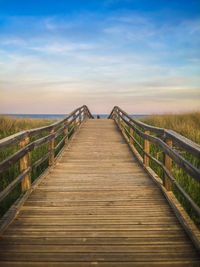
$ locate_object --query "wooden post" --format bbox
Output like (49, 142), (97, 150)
(144, 130), (150, 166)
(73, 114), (77, 132)
(84, 108), (87, 120)
(82, 108), (85, 121)
(64, 120), (69, 145)
(121, 114), (125, 134)
(49, 129), (54, 166)
(114, 110), (117, 122)
(19, 135), (31, 192)
(129, 121), (134, 145)
(79, 109), (82, 125)
(164, 138), (172, 191)
(83, 108), (87, 120)
(118, 110), (120, 126)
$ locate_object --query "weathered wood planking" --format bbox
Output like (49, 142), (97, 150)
(0, 119), (199, 265)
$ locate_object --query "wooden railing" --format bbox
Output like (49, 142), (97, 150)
(108, 106), (200, 219)
(0, 105), (93, 205)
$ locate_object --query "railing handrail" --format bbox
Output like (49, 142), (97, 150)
(119, 112), (200, 184)
(0, 105), (93, 204)
(0, 105), (93, 151)
(108, 106), (200, 158)
(108, 106), (200, 220)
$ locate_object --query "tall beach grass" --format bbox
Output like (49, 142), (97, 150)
(0, 116), (53, 139)
(141, 112), (200, 144)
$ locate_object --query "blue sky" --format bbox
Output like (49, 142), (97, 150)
(0, 0), (200, 114)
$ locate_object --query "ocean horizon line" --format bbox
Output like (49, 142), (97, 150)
(1, 113), (150, 120)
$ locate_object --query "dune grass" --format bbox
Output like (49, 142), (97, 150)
(0, 116), (53, 139)
(139, 112), (200, 228)
(0, 116), (67, 217)
(141, 112), (200, 144)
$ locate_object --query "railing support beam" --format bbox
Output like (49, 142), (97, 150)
(64, 120), (69, 145)
(73, 114), (77, 132)
(48, 129), (54, 166)
(129, 121), (134, 145)
(121, 114), (125, 134)
(20, 135), (31, 192)
(117, 110), (120, 126)
(114, 109), (117, 121)
(164, 138), (172, 191)
(79, 109), (82, 125)
(144, 130), (150, 166)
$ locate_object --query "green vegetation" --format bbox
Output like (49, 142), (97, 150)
(0, 116), (53, 139)
(139, 112), (200, 228)
(0, 116), (68, 217)
(141, 112), (200, 144)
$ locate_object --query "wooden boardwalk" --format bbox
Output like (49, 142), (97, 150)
(0, 119), (199, 266)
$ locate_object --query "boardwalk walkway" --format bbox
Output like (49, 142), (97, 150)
(0, 119), (199, 265)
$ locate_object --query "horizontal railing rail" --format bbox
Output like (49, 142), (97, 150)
(108, 106), (200, 218)
(0, 105), (93, 207)
(0, 105), (93, 152)
(108, 106), (200, 158)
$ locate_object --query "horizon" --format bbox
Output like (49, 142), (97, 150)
(1, 109), (200, 116)
(0, 0), (200, 114)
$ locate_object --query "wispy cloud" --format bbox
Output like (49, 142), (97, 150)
(30, 42), (98, 55)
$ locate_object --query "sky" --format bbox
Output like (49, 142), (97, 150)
(0, 0), (200, 114)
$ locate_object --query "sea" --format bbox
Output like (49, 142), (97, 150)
(2, 114), (149, 120)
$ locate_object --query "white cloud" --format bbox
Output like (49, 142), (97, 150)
(0, 37), (26, 46)
(30, 42), (97, 55)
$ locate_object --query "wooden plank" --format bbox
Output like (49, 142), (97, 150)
(16, 215), (178, 220)
(18, 210), (174, 217)
(0, 252), (199, 262)
(0, 236), (190, 245)
(3, 230), (187, 238)
(23, 201), (172, 208)
(0, 261), (199, 266)
(11, 218), (179, 225)
(29, 187), (164, 192)
(29, 190), (164, 198)
(0, 244), (195, 253)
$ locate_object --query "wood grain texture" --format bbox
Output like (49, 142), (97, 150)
(0, 119), (199, 265)
(19, 136), (31, 192)
(48, 129), (55, 166)
(144, 130), (150, 167)
(164, 138), (172, 191)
